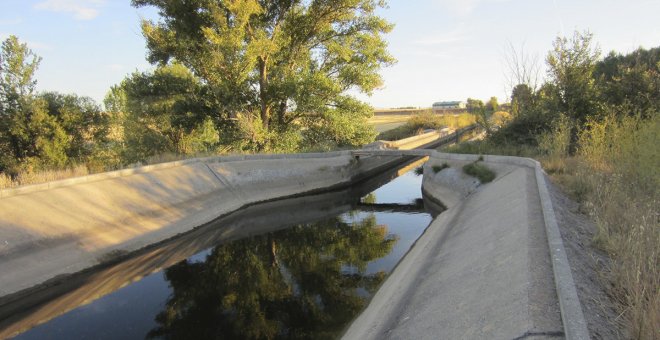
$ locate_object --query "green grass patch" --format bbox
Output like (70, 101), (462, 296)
(432, 163), (449, 173)
(463, 161), (496, 183)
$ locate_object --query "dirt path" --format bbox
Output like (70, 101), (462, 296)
(548, 179), (627, 339)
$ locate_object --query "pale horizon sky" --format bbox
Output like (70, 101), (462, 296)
(1, 0), (659, 109)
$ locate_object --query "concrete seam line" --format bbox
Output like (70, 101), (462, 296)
(535, 165), (590, 340)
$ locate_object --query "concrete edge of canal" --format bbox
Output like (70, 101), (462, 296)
(342, 151), (589, 340)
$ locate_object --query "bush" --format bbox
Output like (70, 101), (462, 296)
(432, 163), (449, 173)
(462, 161), (496, 183)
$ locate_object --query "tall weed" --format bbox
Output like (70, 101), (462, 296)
(577, 113), (659, 339)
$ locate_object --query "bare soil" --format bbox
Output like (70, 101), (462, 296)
(547, 177), (628, 339)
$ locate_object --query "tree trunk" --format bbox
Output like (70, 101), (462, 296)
(277, 100), (287, 127)
(258, 58), (270, 131)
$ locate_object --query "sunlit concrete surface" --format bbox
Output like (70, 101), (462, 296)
(343, 152), (588, 339)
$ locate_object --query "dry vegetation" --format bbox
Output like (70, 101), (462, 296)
(0, 150), (229, 190)
(368, 113), (412, 133)
(377, 111), (476, 141)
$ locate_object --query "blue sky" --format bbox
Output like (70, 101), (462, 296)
(1, 0), (659, 109)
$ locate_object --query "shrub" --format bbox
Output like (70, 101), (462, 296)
(432, 163), (449, 173)
(463, 161), (496, 183)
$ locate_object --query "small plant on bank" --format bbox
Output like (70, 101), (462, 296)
(432, 163), (450, 173)
(414, 166), (424, 175)
(463, 161), (496, 183)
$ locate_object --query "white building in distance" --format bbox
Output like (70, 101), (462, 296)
(432, 101), (466, 110)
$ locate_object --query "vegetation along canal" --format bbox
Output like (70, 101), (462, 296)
(3, 158), (443, 339)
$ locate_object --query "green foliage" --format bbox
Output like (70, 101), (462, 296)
(487, 96), (499, 112)
(40, 92), (111, 162)
(462, 161), (496, 183)
(538, 113), (572, 158)
(466, 98), (484, 114)
(0, 35), (41, 112)
(594, 47), (660, 115)
(432, 163), (449, 173)
(0, 36), (68, 172)
(510, 83), (534, 116)
(546, 31), (601, 151)
(118, 63), (220, 163)
(132, 0), (393, 151)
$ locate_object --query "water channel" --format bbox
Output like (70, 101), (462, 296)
(2, 158), (443, 339)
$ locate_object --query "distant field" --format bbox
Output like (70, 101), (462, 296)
(369, 114), (411, 133)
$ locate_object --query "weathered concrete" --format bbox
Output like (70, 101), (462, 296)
(343, 151), (589, 340)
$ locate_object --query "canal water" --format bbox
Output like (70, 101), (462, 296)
(5, 159), (441, 339)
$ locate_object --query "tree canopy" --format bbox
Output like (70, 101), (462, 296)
(132, 0), (394, 151)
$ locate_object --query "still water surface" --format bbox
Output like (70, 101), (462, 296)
(11, 160), (439, 339)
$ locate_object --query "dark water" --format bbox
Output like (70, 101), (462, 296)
(6, 159), (440, 340)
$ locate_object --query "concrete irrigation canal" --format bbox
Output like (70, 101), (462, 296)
(0, 127), (589, 339)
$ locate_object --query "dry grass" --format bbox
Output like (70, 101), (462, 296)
(0, 148), (234, 190)
(378, 111), (476, 140)
(0, 164), (90, 189)
(368, 113), (412, 133)
(570, 114), (659, 339)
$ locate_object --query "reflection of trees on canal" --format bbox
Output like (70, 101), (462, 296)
(148, 213), (397, 339)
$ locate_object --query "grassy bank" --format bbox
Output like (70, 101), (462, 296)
(445, 114), (659, 338)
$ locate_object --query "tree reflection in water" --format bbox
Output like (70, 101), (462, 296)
(148, 213), (397, 339)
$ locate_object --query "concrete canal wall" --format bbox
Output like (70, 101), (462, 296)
(343, 151), (589, 340)
(0, 130), (446, 299)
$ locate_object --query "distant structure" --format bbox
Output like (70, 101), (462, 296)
(432, 101), (466, 111)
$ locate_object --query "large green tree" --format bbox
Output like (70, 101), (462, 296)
(0, 36), (69, 171)
(594, 47), (660, 116)
(546, 31), (601, 148)
(132, 0), (394, 150)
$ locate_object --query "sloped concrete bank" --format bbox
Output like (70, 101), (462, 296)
(343, 152), (589, 340)
(0, 127), (458, 302)
(0, 152), (412, 300)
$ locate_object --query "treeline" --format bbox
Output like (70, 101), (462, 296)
(499, 32), (658, 148)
